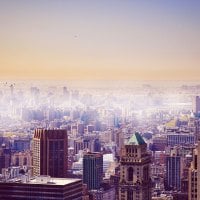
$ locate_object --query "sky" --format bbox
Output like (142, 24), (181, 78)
(0, 0), (200, 81)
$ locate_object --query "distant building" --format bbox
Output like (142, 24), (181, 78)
(0, 145), (11, 174)
(74, 137), (101, 154)
(152, 136), (167, 151)
(63, 86), (70, 100)
(193, 96), (200, 116)
(113, 129), (124, 155)
(83, 152), (103, 190)
(152, 151), (166, 165)
(33, 129), (68, 178)
(167, 133), (195, 147)
(151, 163), (165, 177)
(194, 119), (200, 142)
(11, 150), (32, 168)
(77, 123), (85, 135)
(74, 138), (91, 154)
(87, 125), (95, 133)
(0, 175), (82, 200)
(0, 137), (11, 148)
(119, 132), (152, 200)
(88, 184), (116, 200)
(12, 139), (31, 151)
(93, 138), (101, 152)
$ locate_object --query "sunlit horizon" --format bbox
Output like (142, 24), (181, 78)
(0, 0), (200, 81)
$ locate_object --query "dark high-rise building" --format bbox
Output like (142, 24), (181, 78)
(166, 150), (181, 191)
(93, 139), (101, 152)
(33, 129), (68, 178)
(0, 145), (11, 173)
(77, 123), (84, 135)
(83, 152), (103, 190)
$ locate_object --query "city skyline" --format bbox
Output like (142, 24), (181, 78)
(0, 0), (200, 81)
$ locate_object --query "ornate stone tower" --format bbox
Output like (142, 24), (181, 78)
(119, 132), (151, 200)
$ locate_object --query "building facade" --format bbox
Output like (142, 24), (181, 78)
(193, 96), (200, 116)
(0, 146), (11, 174)
(188, 148), (198, 200)
(83, 152), (103, 190)
(12, 139), (31, 151)
(119, 132), (151, 200)
(33, 129), (68, 178)
(167, 134), (195, 147)
(11, 150), (32, 168)
(0, 176), (82, 200)
(166, 155), (181, 191)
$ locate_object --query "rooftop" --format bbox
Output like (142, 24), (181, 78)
(30, 176), (81, 185)
(127, 132), (146, 145)
(2, 175), (82, 186)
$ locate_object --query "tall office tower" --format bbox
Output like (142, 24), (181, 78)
(33, 129), (68, 178)
(194, 119), (200, 142)
(114, 129), (124, 156)
(83, 152), (103, 190)
(77, 123), (84, 135)
(193, 96), (200, 116)
(166, 149), (181, 191)
(188, 147), (198, 200)
(119, 132), (151, 200)
(92, 138), (101, 152)
(0, 145), (11, 173)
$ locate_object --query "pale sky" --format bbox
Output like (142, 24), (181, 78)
(0, 0), (200, 80)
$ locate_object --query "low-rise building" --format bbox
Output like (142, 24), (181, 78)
(0, 175), (83, 200)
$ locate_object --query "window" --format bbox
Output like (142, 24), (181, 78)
(23, 157), (27, 165)
(16, 157), (19, 166)
(127, 190), (133, 200)
(128, 167), (133, 181)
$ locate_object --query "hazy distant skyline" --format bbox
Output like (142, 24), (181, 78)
(0, 0), (200, 80)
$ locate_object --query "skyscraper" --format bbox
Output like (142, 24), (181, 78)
(194, 119), (200, 142)
(193, 96), (200, 117)
(166, 149), (181, 191)
(33, 129), (68, 178)
(188, 147), (198, 200)
(0, 145), (11, 174)
(83, 152), (103, 190)
(119, 132), (151, 200)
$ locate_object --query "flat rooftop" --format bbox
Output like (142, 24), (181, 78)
(2, 176), (82, 186)
(29, 176), (82, 185)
